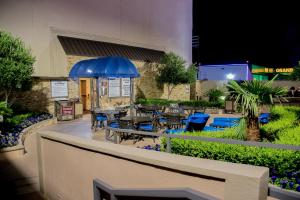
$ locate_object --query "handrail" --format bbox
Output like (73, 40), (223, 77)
(105, 127), (300, 152)
(93, 178), (220, 200)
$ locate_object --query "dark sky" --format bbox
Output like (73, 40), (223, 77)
(193, 1), (300, 67)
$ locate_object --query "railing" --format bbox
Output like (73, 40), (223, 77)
(105, 127), (300, 152)
(93, 178), (219, 200)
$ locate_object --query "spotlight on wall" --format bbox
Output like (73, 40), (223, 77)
(226, 73), (235, 80)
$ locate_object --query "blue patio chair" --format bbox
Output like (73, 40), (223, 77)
(210, 117), (240, 128)
(259, 113), (270, 124)
(185, 114), (210, 132)
(165, 113), (210, 134)
(94, 113), (108, 130)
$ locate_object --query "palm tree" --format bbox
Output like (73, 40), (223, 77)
(227, 77), (287, 141)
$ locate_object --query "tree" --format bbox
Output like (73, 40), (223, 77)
(156, 52), (196, 99)
(0, 31), (35, 107)
(227, 77), (287, 141)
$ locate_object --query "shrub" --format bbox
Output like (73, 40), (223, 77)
(161, 137), (300, 186)
(260, 106), (300, 142)
(135, 98), (224, 108)
(0, 101), (12, 116)
(205, 88), (224, 102)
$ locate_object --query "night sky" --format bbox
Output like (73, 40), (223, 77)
(193, 1), (300, 67)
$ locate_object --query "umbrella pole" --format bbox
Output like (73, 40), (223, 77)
(96, 77), (100, 108)
(130, 78), (134, 117)
(90, 78), (94, 110)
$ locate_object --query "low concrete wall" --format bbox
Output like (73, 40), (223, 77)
(38, 131), (269, 200)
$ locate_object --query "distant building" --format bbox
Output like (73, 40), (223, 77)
(251, 65), (294, 80)
(198, 64), (252, 81)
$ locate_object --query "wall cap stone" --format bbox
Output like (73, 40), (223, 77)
(39, 130), (268, 179)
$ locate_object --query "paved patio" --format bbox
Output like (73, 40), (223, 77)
(40, 114), (160, 148)
(40, 112), (242, 148)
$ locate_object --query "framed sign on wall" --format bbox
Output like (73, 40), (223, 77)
(108, 78), (120, 97)
(121, 78), (131, 97)
(51, 80), (68, 98)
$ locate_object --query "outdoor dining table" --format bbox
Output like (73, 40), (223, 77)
(119, 116), (152, 123)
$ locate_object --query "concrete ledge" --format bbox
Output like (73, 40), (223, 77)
(21, 118), (57, 145)
(269, 185), (300, 200)
(39, 130), (269, 200)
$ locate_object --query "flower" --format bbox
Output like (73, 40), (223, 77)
(289, 182), (294, 189)
(271, 176), (277, 183)
(280, 180), (288, 189)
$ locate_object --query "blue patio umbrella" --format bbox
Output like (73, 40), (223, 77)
(69, 56), (140, 115)
(69, 56), (140, 78)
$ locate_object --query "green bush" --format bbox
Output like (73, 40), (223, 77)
(0, 101), (12, 116)
(205, 88), (225, 102)
(275, 126), (300, 145)
(161, 136), (300, 179)
(6, 113), (33, 126)
(135, 98), (224, 108)
(260, 106), (300, 142)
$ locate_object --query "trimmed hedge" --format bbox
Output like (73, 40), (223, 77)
(161, 106), (300, 191)
(261, 106), (300, 143)
(161, 134), (300, 191)
(135, 98), (224, 108)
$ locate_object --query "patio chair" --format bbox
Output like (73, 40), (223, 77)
(165, 113), (210, 134)
(210, 117), (240, 128)
(185, 114), (209, 132)
(119, 119), (135, 142)
(259, 113), (270, 124)
(138, 115), (160, 143)
(94, 113), (108, 131)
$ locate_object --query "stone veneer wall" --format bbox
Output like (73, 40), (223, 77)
(66, 55), (190, 109)
(13, 55), (191, 114)
(14, 77), (79, 115)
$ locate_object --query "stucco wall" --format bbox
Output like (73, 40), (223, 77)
(0, 0), (192, 77)
(39, 131), (269, 200)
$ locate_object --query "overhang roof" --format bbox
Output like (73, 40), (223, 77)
(58, 36), (165, 63)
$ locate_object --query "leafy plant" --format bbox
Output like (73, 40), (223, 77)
(205, 88), (225, 102)
(156, 52), (196, 99)
(227, 77), (287, 140)
(0, 31), (35, 107)
(161, 135), (300, 192)
(135, 98), (224, 108)
(289, 65), (300, 81)
(0, 101), (12, 116)
(260, 106), (300, 143)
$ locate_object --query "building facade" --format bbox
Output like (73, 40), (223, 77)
(0, 0), (193, 114)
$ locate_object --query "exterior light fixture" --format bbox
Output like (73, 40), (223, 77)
(226, 73), (235, 80)
(87, 69), (93, 73)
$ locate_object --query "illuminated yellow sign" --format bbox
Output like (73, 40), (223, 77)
(252, 68), (294, 74)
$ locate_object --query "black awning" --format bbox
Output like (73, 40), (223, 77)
(57, 35), (165, 63)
